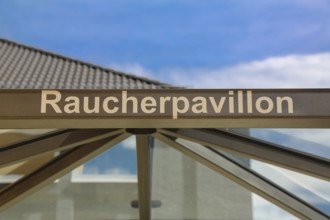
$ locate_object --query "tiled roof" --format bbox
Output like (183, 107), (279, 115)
(0, 38), (172, 89)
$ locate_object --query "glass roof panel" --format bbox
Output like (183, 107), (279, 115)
(0, 129), (61, 187)
(226, 128), (330, 215)
(0, 174), (139, 220)
(249, 129), (330, 158)
(0, 129), (55, 147)
(162, 134), (327, 220)
(73, 136), (137, 183)
(0, 128), (328, 219)
(251, 159), (330, 215)
(153, 137), (285, 220)
(0, 153), (55, 188)
(252, 193), (299, 220)
(0, 136), (138, 220)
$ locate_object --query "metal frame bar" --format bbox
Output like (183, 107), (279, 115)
(154, 133), (330, 220)
(0, 133), (130, 212)
(1, 89), (330, 128)
(2, 118), (330, 128)
(136, 135), (152, 220)
(0, 129), (123, 168)
(160, 128), (330, 181)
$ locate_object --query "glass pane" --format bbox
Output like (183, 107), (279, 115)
(250, 129), (330, 158)
(72, 136), (137, 183)
(153, 137), (255, 220)
(0, 129), (55, 146)
(251, 159), (330, 215)
(0, 136), (138, 220)
(0, 153), (55, 187)
(252, 194), (299, 220)
(226, 128), (330, 215)
(0, 129), (58, 186)
(151, 136), (305, 220)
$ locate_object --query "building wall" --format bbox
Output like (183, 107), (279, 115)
(151, 138), (253, 220)
(0, 131), (253, 220)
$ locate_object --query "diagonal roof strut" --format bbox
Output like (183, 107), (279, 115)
(154, 133), (330, 220)
(0, 129), (124, 168)
(0, 132), (130, 212)
(159, 128), (330, 181)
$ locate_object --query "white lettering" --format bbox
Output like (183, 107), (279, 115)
(122, 91), (138, 113)
(83, 97), (100, 113)
(256, 96), (274, 113)
(192, 96), (207, 113)
(64, 96), (80, 113)
(247, 90), (253, 113)
(160, 96), (171, 113)
(209, 97), (226, 113)
(229, 90), (234, 113)
(40, 90), (294, 118)
(141, 97), (156, 114)
(103, 97), (119, 113)
(276, 96), (293, 113)
(238, 90), (243, 113)
(41, 90), (62, 113)
(172, 97), (189, 119)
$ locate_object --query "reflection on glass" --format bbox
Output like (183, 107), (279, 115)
(0, 153), (55, 188)
(0, 136), (138, 220)
(219, 128), (330, 216)
(152, 138), (253, 220)
(252, 193), (298, 220)
(250, 129), (330, 159)
(0, 129), (57, 187)
(72, 136), (137, 183)
(0, 174), (139, 220)
(251, 160), (330, 215)
(0, 129), (55, 147)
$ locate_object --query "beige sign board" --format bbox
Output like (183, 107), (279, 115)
(0, 89), (329, 128)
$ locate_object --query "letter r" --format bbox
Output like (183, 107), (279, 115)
(41, 90), (62, 113)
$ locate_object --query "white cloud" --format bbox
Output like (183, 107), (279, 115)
(253, 194), (299, 220)
(274, 166), (330, 202)
(273, 129), (330, 147)
(109, 56), (330, 218)
(251, 128), (330, 158)
(109, 53), (330, 89)
(250, 128), (330, 217)
(104, 167), (131, 175)
(121, 136), (136, 150)
(167, 53), (330, 88)
(108, 62), (151, 77)
(252, 160), (330, 201)
(251, 159), (330, 220)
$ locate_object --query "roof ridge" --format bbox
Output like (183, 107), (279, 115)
(0, 38), (173, 88)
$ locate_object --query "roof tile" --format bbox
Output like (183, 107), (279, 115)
(0, 38), (173, 89)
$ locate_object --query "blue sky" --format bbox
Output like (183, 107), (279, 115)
(1, 0), (330, 87)
(1, 0), (330, 219)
